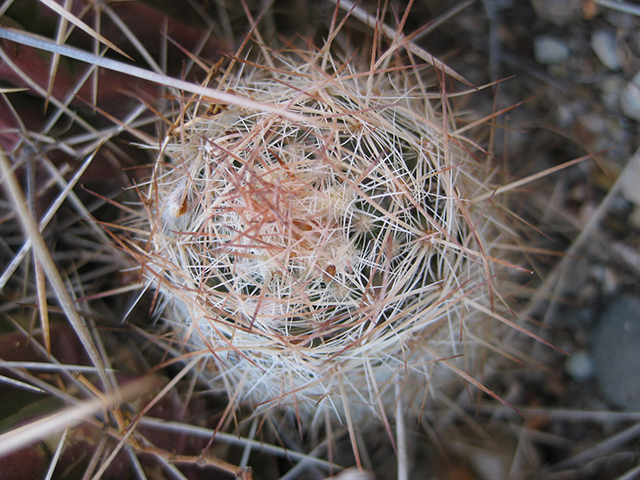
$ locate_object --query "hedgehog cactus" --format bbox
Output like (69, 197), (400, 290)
(134, 42), (517, 432)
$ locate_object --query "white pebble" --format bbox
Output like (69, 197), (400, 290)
(592, 296), (640, 409)
(534, 36), (570, 65)
(621, 71), (640, 121)
(565, 350), (593, 382)
(600, 76), (624, 110)
(591, 29), (621, 71)
(621, 148), (640, 206)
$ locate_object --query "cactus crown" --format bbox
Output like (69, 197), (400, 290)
(134, 42), (510, 426)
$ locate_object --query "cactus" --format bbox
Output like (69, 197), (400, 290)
(0, 1), (549, 478)
(128, 10), (529, 460)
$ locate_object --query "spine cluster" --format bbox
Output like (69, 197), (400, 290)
(136, 49), (512, 423)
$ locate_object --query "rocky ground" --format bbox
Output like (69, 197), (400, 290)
(432, 0), (640, 478)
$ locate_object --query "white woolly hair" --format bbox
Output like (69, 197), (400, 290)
(135, 44), (519, 431)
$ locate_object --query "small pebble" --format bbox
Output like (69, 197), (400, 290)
(530, 0), (582, 27)
(600, 77), (624, 110)
(534, 36), (570, 65)
(470, 450), (507, 480)
(591, 295), (640, 409)
(565, 350), (593, 382)
(577, 112), (606, 134)
(591, 29), (621, 71)
(621, 151), (640, 206)
(620, 71), (640, 121)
